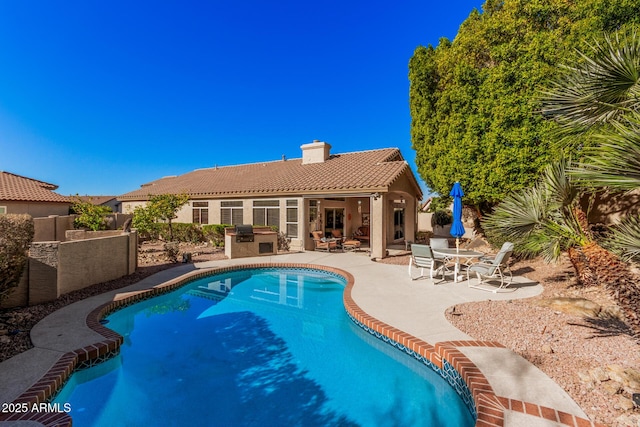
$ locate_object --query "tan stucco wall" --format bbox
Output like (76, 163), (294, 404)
(584, 189), (640, 225)
(33, 216), (75, 242)
(370, 195), (386, 259)
(31, 214), (132, 242)
(21, 231), (138, 306)
(57, 234), (134, 296)
(224, 231), (278, 259)
(1, 201), (70, 217)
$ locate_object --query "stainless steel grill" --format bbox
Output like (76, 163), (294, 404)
(235, 224), (255, 243)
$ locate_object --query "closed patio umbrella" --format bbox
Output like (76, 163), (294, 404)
(449, 182), (465, 252)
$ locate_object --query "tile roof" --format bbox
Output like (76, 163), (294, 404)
(0, 171), (70, 203)
(119, 148), (422, 200)
(73, 196), (118, 205)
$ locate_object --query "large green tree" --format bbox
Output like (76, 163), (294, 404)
(409, 0), (640, 213)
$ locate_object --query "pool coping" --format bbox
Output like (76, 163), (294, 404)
(0, 261), (605, 427)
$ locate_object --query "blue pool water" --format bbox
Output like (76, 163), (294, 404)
(54, 268), (474, 426)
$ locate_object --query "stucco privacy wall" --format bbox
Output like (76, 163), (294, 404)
(33, 216), (75, 243)
(32, 214), (133, 243)
(1, 231), (138, 308)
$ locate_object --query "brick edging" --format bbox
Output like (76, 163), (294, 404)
(2, 263), (605, 427)
(342, 273), (605, 427)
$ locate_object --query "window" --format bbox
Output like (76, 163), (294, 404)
(221, 201), (243, 225)
(324, 208), (344, 235)
(286, 199), (298, 238)
(0, 206), (6, 215)
(253, 200), (279, 227)
(192, 201), (209, 224)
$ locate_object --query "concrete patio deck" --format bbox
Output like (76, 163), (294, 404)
(0, 251), (598, 426)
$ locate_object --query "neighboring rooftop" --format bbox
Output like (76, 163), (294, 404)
(119, 144), (423, 200)
(0, 171), (69, 203)
(72, 195), (118, 205)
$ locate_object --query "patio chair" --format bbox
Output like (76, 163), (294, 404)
(353, 226), (370, 243)
(408, 244), (446, 282)
(479, 242), (514, 263)
(429, 238), (449, 253)
(467, 244), (514, 292)
(429, 237), (453, 271)
(312, 231), (338, 252)
(331, 229), (345, 247)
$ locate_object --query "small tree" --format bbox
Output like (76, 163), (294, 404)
(0, 214), (34, 303)
(132, 194), (189, 241)
(71, 197), (113, 231)
(148, 194), (189, 241)
(132, 204), (161, 240)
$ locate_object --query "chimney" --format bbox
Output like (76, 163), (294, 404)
(301, 140), (331, 165)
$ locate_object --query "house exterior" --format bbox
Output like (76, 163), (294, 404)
(0, 171), (70, 217)
(118, 141), (423, 259)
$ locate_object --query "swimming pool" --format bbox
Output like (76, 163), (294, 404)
(54, 267), (474, 426)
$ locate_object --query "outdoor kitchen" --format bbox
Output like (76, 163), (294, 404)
(224, 225), (278, 259)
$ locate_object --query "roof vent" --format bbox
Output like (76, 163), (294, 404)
(301, 140), (331, 165)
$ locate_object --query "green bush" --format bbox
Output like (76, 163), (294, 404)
(159, 223), (205, 243)
(132, 205), (161, 240)
(202, 224), (230, 246)
(71, 197), (112, 231)
(432, 210), (452, 227)
(0, 214), (34, 302)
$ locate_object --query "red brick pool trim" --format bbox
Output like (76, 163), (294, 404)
(342, 271), (604, 427)
(1, 263), (604, 427)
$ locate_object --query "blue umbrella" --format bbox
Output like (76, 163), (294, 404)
(449, 182), (465, 251)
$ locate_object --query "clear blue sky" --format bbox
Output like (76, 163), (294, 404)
(0, 0), (483, 197)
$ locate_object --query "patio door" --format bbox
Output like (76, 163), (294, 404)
(393, 207), (405, 241)
(324, 208), (344, 237)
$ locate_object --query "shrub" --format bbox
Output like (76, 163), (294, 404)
(432, 210), (452, 227)
(71, 197), (112, 231)
(0, 214), (34, 302)
(202, 224), (230, 246)
(159, 223), (205, 243)
(277, 231), (290, 252)
(163, 241), (180, 263)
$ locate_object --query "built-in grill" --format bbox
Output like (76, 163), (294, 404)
(235, 224), (255, 243)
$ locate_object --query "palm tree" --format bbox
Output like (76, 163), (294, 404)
(483, 160), (640, 336)
(486, 29), (640, 336)
(483, 160), (596, 285)
(540, 30), (640, 262)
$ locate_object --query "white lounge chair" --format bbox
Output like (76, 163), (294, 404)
(408, 244), (447, 282)
(467, 244), (514, 292)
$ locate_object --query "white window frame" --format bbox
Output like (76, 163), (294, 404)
(253, 200), (280, 228)
(192, 201), (209, 224)
(285, 199), (298, 238)
(221, 201), (244, 225)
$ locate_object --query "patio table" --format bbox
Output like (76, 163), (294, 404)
(432, 248), (484, 282)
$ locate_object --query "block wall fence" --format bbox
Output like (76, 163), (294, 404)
(1, 230), (137, 309)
